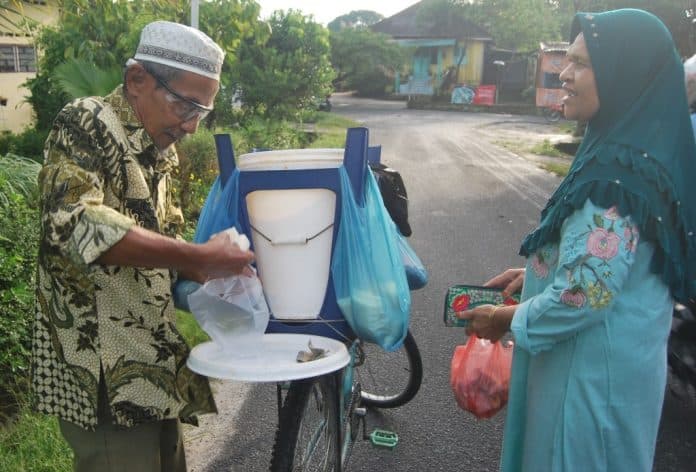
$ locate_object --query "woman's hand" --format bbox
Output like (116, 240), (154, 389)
(484, 268), (525, 297)
(457, 304), (513, 343)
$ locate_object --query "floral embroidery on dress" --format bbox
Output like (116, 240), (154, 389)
(531, 245), (558, 279)
(559, 206), (636, 310)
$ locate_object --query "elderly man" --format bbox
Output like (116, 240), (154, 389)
(31, 21), (252, 471)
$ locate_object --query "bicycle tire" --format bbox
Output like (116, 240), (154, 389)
(270, 376), (340, 472)
(358, 330), (423, 409)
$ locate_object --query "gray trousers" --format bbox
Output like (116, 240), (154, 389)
(58, 376), (186, 472)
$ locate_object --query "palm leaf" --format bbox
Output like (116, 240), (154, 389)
(0, 0), (24, 30)
(54, 58), (122, 99)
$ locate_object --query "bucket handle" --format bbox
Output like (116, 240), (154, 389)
(250, 223), (333, 246)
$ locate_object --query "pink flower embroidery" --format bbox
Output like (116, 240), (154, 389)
(604, 206), (620, 220)
(587, 228), (620, 260)
(561, 289), (586, 307)
(531, 255), (549, 278)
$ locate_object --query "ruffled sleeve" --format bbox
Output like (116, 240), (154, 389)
(512, 199), (640, 355)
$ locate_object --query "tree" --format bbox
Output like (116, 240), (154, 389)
(327, 10), (384, 32)
(330, 28), (407, 96)
(24, 0), (177, 130)
(569, 0), (695, 56)
(22, 0), (264, 130)
(234, 9), (335, 119)
(449, 0), (567, 52)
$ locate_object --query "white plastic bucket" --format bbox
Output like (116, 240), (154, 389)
(238, 148), (344, 171)
(239, 149), (343, 319)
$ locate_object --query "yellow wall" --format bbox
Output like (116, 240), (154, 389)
(456, 41), (485, 85)
(1, 1), (60, 133)
(422, 40), (486, 88)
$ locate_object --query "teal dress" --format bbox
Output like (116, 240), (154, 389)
(504, 9), (696, 472)
(502, 200), (672, 471)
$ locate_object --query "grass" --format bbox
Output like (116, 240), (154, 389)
(0, 409), (72, 472)
(542, 161), (572, 177)
(176, 309), (210, 346)
(307, 112), (359, 148)
(0, 311), (209, 471)
(529, 139), (570, 159)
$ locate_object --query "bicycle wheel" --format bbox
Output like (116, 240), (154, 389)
(270, 376), (340, 472)
(357, 329), (423, 408)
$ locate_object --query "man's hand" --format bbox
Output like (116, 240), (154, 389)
(185, 231), (255, 283)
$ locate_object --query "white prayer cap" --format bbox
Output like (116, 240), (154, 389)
(132, 20), (224, 80)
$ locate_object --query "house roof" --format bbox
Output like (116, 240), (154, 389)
(371, 1), (492, 41)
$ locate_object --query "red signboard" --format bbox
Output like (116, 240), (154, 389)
(473, 85), (496, 106)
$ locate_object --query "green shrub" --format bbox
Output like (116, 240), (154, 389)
(0, 129), (49, 163)
(0, 154), (41, 423)
(236, 117), (308, 151)
(174, 129), (219, 223)
(0, 154), (42, 207)
(0, 193), (39, 422)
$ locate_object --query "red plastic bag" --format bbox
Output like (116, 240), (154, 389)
(450, 335), (513, 418)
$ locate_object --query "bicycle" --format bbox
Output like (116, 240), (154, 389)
(269, 329), (423, 471)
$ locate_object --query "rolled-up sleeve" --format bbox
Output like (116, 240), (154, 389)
(511, 200), (638, 355)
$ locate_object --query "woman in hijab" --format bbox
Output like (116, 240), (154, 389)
(458, 9), (696, 471)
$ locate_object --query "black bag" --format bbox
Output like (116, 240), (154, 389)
(369, 163), (412, 237)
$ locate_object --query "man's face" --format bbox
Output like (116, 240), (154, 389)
(128, 65), (219, 150)
(559, 33), (600, 122)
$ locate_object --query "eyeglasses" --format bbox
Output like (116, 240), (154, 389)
(149, 72), (213, 122)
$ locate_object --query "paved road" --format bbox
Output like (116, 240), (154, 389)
(185, 95), (696, 471)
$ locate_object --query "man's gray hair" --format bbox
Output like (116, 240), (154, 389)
(123, 59), (183, 92)
(685, 54), (696, 109)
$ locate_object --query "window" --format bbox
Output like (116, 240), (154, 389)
(0, 45), (36, 72)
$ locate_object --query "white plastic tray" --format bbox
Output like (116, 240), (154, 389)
(187, 333), (350, 382)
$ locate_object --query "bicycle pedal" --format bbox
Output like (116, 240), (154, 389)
(369, 429), (399, 449)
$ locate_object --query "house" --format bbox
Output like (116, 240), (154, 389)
(1, 0), (59, 133)
(371, 0), (492, 96)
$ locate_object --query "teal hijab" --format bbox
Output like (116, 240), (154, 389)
(520, 9), (696, 302)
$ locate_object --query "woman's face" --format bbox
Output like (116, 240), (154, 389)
(559, 33), (600, 122)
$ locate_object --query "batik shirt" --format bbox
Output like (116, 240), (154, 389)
(31, 86), (216, 430)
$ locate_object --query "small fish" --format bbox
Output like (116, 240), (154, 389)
(296, 340), (329, 362)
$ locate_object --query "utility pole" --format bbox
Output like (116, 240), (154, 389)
(191, 0), (199, 29)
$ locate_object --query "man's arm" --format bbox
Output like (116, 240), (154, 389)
(97, 226), (254, 284)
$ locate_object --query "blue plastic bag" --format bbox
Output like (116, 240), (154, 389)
(174, 170), (241, 311)
(397, 231), (428, 290)
(331, 167), (411, 352)
(193, 169), (240, 244)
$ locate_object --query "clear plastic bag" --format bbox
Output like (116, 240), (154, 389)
(450, 335), (513, 418)
(187, 228), (270, 357)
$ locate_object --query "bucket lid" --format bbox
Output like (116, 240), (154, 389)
(238, 148), (343, 171)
